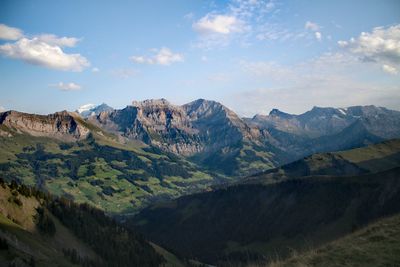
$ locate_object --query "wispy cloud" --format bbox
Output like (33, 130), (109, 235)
(111, 68), (138, 79)
(338, 24), (400, 75)
(0, 24), (89, 71)
(131, 47), (184, 66)
(305, 21), (320, 31)
(50, 82), (82, 91)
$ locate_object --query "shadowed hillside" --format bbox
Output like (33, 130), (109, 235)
(132, 140), (400, 266)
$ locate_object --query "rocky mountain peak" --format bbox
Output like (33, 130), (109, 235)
(132, 98), (171, 108)
(269, 108), (294, 119)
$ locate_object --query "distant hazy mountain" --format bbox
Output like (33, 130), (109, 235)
(76, 103), (114, 118)
(246, 105), (400, 139)
(246, 105), (400, 160)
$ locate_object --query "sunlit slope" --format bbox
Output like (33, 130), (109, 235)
(0, 120), (221, 214)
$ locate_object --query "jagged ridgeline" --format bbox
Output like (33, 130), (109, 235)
(0, 179), (164, 267)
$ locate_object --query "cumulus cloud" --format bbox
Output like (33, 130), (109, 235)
(50, 82), (82, 91)
(0, 24), (89, 72)
(92, 67), (100, 72)
(338, 24), (400, 74)
(0, 106), (5, 112)
(193, 14), (246, 35)
(0, 24), (24, 40)
(130, 47), (184, 66)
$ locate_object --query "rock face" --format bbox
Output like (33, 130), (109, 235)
(0, 110), (89, 141)
(91, 98), (265, 156)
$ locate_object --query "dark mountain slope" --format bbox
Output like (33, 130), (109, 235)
(133, 140), (400, 265)
(134, 167), (400, 265)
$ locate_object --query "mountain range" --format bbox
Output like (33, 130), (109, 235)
(1, 99), (400, 214)
(80, 99), (400, 175)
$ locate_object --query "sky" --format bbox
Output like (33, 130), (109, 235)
(0, 0), (399, 116)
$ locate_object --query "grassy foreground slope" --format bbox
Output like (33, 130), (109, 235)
(0, 127), (221, 214)
(265, 214), (400, 267)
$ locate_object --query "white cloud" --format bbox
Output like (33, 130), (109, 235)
(0, 24), (23, 40)
(92, 67), (100, 72)
(382, 64), (398, 75)
(315, 31), (322, 41)
(50, 82), (82, 91)
(191, 0), (277, 48)
(0, 106), (5, 112)
(193, 14), (246, 35)
(338, 24), (400, 66)
(0, 24), (89, 72)
(130, 47), (184, 66)
(305, 21), (320, 31)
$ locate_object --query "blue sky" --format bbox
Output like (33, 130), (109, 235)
(0, 0), (399, 116)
